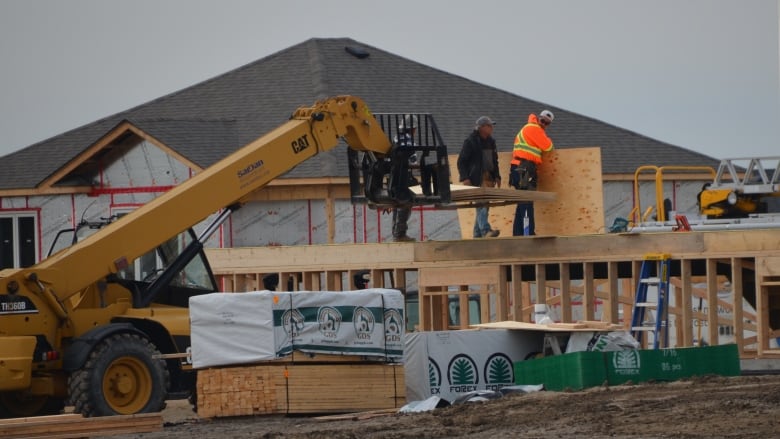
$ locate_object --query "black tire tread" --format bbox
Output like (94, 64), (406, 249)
(68, 332), (169, 417)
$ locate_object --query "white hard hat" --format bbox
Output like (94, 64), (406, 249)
(539, 110), (554, 122)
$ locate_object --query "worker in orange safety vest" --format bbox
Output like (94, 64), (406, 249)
(509, 110), (555, 236)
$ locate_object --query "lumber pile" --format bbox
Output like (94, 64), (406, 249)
(197, 359), (405, 418)
(0, 412), (162, 438)
(417, 184), (556, 209)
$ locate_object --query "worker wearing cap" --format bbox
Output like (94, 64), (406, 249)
(458, 116), (501, 238)
(510, 110), (555, 236)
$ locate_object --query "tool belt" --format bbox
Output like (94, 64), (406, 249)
(509, 160), (538, 190)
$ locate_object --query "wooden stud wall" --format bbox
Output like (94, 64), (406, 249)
(206, 228), (780, 359)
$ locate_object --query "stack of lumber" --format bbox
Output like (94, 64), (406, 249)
(0, 412), (162, 438)
(197, 354), (405, 418)
(414, 184), (555, 208)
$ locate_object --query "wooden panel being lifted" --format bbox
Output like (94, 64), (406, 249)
(449, 147), (604, 238)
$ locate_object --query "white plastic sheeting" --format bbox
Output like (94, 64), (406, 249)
(190, 288), (404, 368)
(404, 329), (545, 403)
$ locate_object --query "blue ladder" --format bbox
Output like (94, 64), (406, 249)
(630, 253), (671, 349)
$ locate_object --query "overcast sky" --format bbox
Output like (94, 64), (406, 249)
(0, 0), (778, 160)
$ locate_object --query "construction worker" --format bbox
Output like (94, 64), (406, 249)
(353, 270), (371, 289)
(390, 115), (419, 242)
(458, 116), (502, 238)
(510, 109), (555, 236)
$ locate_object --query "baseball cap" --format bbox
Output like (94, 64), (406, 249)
(475, 116), (496, 128)
(539, 110), (554, 122)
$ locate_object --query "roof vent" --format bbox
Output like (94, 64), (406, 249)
(345, 46), (370, 59)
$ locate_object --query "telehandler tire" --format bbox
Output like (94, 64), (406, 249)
(0, 393), (64, 418)
(68, 333), (169, 417)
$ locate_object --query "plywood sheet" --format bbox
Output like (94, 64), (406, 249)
(449, 147), (604, 238)
(472, 320), (620, 332)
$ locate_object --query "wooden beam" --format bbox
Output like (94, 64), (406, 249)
(732, 257), (745, 356)
(535, 264), (546, 306)
(206, 229), (780, 271)
(606, 261), (619, 324)
(559, 263), (572, 323)
(511, 265), (523, 322)
(326, 187), (335, 243)
(583, 262), (595, 321)
(680, 259), (693, 347)
(0, 413), (162, 438)
(497, 264), (508, 321)
(707, 259), (719, 346)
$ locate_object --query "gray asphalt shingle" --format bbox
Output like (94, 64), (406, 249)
(0, 38), (718, 190)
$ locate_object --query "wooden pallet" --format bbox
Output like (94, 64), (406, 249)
(197, 361), (405, 418)
(0, 412), (162, 439)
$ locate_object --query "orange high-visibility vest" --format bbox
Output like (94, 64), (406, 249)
(511, 114), (554, 165)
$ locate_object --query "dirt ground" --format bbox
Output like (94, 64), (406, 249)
(99, 373), (780, 439)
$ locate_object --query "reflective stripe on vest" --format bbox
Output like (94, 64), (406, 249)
(511, 128), (543, 164)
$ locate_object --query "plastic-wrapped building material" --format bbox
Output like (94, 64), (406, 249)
(404, 329), (544, 403)
(190, 288), (404, 368)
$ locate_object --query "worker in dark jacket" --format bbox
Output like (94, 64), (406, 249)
(457, 116), (501, 238)
(390, 115), (419, 242)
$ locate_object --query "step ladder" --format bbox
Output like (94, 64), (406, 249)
(630, 253), (671, 349)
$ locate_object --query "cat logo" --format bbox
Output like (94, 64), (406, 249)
(291, 134), (311, 154)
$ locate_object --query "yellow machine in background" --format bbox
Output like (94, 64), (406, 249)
(698, 157), (780, 219)
(0, 96), (452, 417)
(624, 157), (780, 233)
(699, 186), (763, 218)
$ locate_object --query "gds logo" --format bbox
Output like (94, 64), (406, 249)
(447, 354), (479, 393)
(281, 308), (305, 338)
(353, 306), (375, 340)
(383, 309), (403, 343)
(318, 306), (342, 338)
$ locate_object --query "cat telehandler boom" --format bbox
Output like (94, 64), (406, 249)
(0, 96), (451, 417)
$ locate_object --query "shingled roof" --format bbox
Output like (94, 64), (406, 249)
(0, 37), (719, 190)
